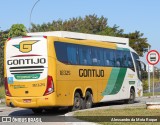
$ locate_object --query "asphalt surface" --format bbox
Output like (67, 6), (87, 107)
(151, 86), (160, 92)
(0, 96), (160, 125)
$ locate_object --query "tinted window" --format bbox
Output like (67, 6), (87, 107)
(132, 52), (141, 79)
(55, 41), (135, 69)
(115, 50), (123, 67)
(79, 46), (92, 65)
(67, 45), (78, 64)
(104, 49), (115, 66)
(54, 42), (68, 63)
(122, 51), (134, 68)
(91, 47), (104, 66)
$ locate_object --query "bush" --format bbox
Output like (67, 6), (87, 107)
(143, 80), (148, 91)
(0, 85), (5, 99)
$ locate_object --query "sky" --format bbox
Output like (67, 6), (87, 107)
(0, 0), (160, 67)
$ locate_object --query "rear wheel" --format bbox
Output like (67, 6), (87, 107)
(125, 89), (135, 104)
(31, 108), (43, 114)
(85, 91), (93, 109)
(70, 92), (83, 111)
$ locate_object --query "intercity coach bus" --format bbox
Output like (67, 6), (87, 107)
(4, 31), (143, 113)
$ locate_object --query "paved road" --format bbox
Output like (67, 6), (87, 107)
(0, 97), (160, 125)
(151, 86), (160, 92)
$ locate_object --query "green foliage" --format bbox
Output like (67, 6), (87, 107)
(142, 80), (148, 91)
(143, 92), (160, 97)
(0, 24), (27, 86)
(30, 14), (150, 56)
(0, 30), (9, 86)
(0, 86), (5, 99)
(123, 31), (150, 56)
(8, 24), (27, 38)
(31, 14), (107, 34)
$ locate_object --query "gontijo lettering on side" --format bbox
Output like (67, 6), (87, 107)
(79, 69), (104, 77)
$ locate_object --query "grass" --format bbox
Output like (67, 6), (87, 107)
(143, 78), (160, 87)
(143, 92), (160, 97)
(0, 85), (5, 99)
(74, 107), (160, 125)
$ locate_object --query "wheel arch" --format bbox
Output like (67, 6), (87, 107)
(130, 86), (135, 92)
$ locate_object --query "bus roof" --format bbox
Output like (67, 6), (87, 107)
(27, 31), (129, 46)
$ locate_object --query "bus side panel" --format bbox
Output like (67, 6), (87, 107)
(55, 62), (113, 106)
(47, 37), (58, 106)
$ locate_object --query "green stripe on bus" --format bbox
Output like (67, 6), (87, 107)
(102, 68), (120, 95)
(110, 68), (127, 94)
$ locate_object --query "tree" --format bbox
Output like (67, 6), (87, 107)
(30, 14), (150, 56)
(8, 24), (27, 38)
(0, 30), (9, 86)
(123, 31), (150, 56)
(30, 14), (107, 34)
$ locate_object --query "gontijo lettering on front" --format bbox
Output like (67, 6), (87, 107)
(4, 31), (144, 113)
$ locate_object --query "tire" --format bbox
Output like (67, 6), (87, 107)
(85, 91), (93, 109)
(31, 108), (43, 114)
(70, 92), (83, 111)
(125, 89), (135, 104)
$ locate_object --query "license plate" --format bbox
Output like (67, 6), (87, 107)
(23, 99), (31, 103)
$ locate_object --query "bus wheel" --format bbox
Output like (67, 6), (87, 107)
(71, 92), (83, 111)
(31, 108), (43, 114)
(125, 89), (135, 104)
(85, 91), (93, 109)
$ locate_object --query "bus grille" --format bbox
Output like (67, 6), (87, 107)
(9, 66), (44, 75)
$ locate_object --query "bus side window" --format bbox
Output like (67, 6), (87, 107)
(67, 45), (78, 65)
(91, 47), (98, 65)
(132, 52), (141, 79)
(54, 42), (68, 64)
(97, 48), (104, 66)
(110, 50), (115, 66)
(104, 49), (115, 67)
(79, 46), (92, 65)
(115, 50), (122, 67)
(127, 52), (134, 69)
(122, 51), (128, 67)
(91, 47), (104, 66)
(104, 49), (110, 66)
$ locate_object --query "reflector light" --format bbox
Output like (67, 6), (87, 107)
(43, 75), (54, 96)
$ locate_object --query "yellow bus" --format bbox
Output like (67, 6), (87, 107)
(4, 31), (143, 113)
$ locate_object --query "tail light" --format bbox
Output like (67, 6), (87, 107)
(43, 75), (54, 96)
(4, 77), (12, 96)
(43, 36), (47, 39)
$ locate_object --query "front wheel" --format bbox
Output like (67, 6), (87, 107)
(125, 89), (135, 104)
